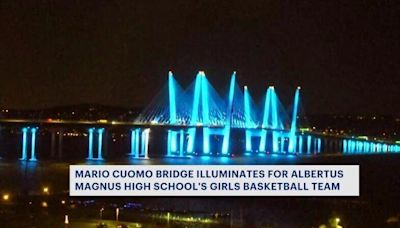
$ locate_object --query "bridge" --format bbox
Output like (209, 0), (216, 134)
(0, 71), (399, 161)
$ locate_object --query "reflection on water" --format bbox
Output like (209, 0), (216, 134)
(0, 153), (311, 194)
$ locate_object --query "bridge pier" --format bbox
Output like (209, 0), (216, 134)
(167, 129), (189, 157)
(58, 130), (63, 159)
(87, 128), (104, 160)
(50, 130), (56, 158)
(20, 127), (38, 161)
(297, 135), (303, 154)
(50, 129), (64, 160)
(130, 128), (149, 159)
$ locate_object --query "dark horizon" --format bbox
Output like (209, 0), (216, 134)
(1, 1), (399, 115)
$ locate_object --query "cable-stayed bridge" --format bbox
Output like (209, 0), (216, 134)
(0, 71), (399, 161)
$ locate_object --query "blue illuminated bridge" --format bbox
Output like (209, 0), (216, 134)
(1, 71), (399, 161)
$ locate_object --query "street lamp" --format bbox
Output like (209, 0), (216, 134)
(100, 207), (104, 220)
(116, 208), (119, 223)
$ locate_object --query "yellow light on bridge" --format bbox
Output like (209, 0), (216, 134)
(97, 119), (108, 123)
(43, 186), (49, 194)
(300, 127), (311, 132)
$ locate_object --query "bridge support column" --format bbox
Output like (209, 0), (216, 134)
(87, 128), (94, 160)
(97, 128), (104, 160)
(50, 130), (56, 158)
(317, 138), (322, 154)
(29, 128), (37, 161)
(58, 130), (63, 160)
(87, 128), (105, 160)
(186, 128), (196, 154)
(297, 136), (303, 154)
(20, 127), (38, 161)
(306, 135), (312, 154)
(167, 129), (190, 158)
(179, 129), (184, 157)
(243, 129), (268, 154)
(130, 128), (149, 159)
(272, 132), (279, 153)
(280, 136), (285, 153)
(20, 128), (28, 160)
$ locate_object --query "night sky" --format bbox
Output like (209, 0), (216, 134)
(0, 1), (399, 115)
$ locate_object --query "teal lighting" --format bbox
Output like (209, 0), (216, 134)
(20, 127), (28, 160)
(262, 88), (272, 127)
(167, 71), (179, 156)
(29, 128), (37, 161)
(259, 130), (267, 152)
(221, 72), (236, 154)
(130, 130), (138, 155)
(179, 129), (184, 157)
(272, 131), (279, 153)
(201, 72), (210, 154)
(168, 71), (177, 124)
(288, 87), (300, 153)
(244, 86), (253, 152)
(87, 128), (94, 160)
(317, 138), (321, 154)
(307, 135), (312, 154)
(244, 86), (253, 128)
(97, 128), (104, 160)
(298, 136), (303, 154)
(187, 73), (202, 153)
(135, 129), (140, 158)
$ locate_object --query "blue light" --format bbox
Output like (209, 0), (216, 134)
(191, 73), (202, 125)
(168, 71), (177, 124)
(307, 135), (312, 154)
(179, 129), (184, 157)
(131, 129), (136, 155)
(221, 72), (236, 155)
(245, 131), (252, 152)
(288, 87), (300, 153)
(186, 73), (202, 153)
(135, 129), (140, 158)
(200, 155), (211, 161)
(259, 129), (267, 152)
(271, 89), (280, 129)
(203, 128), (210, 154)
(29, 128), (37, 161)
(244, 86), (253, 152)
(201, 72), (210, 124)
(298, 136), (303, 154)
(186, 128), (196, 153)
(87, 128), (94, 160)
(317, 138), (321, 154)
(272, 131), (279, 153)
(20, 127), (28, 160)
(262, 88), (272, 127)
(97, 128), (104, 160)
(170, 131), (177, 152)
(244, 86), (252, 128)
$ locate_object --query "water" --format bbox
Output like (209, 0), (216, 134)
(0, 153), (400, 226)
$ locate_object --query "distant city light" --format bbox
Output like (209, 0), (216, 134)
(2, 194), (9, 201)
